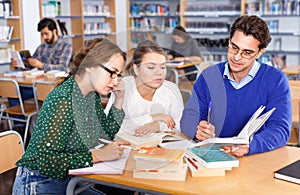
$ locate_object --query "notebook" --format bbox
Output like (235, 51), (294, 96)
(274, 159), (300, 184)
(68, 149), (130, 175)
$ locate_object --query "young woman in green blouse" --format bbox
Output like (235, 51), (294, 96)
(13, 38), (129, 195)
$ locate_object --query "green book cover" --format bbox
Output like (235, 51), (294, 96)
(186, 144), (239, 168)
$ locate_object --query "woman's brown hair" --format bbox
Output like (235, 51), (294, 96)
(125, 40), (165, 76)
(56, 38), (126, 86)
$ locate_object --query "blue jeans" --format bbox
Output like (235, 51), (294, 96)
(13, 166), (105, 195)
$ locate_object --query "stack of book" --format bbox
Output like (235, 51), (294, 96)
(24, 69), (45, 78)
(45, 70), (67, 78)
(185, 144), (239, 177)
(133, 147), (188, 181)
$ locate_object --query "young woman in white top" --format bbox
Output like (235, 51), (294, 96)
(107, 40), (184, 136)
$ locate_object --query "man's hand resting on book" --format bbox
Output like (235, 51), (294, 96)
(195, 120), (215, 141)
(91, 141), (130, 163)
(222, 145), (250, 157)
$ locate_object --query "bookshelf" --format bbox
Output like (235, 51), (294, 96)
(39, 0), (116, 53)
(127, 0), (180, 48)
(180, 0), (243, 63)
(245, 0), (300, 67)
(180, 0), (300, 66)
(39, 0), (84, 53)
(83, 0), (116, 43)
(0, 0), (23, 68)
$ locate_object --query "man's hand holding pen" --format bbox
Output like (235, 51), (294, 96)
(195, 101), (215, 141)
(195, 120), (215, 141)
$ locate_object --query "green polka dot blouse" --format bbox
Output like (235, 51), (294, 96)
(16, 76), (125, 179)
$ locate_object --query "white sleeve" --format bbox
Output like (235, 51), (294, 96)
(159, 82), (184, 132)
(104, 93), (115, 116)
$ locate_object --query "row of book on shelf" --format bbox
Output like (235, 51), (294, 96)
(185, 22), (230, 34)
(42, 1), (112, 18)
(184, 4), (241, 16)
(247, 0), (300, 15)
(130, 17), (179, 32)
(130, 3), (180, 17)
(0, 25), (13, 41)
(84, 22), (111, 35)
(42, 1), (61, 18)
(0, 0), (12, 17)
(83, 4), (111, 16)
(53, 19), (68, 36)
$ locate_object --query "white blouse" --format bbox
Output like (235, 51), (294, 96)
(105, 76), (184, 134)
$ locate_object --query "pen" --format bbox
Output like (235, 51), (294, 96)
(207, 101), (212, 124)
(98, 138), (132, 150)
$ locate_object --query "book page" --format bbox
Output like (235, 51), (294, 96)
(68, 149), (130, 175)
(192, 106), (275, 147)
(193, 137), (249, 148)
(237, 106), (265, 139)
(116, 131), (182, 149)
(238, 107), (275, 139)
(10, 50), (25, 69)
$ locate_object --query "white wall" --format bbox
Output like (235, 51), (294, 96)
(21, 0), (41, 54)
(115, 0), (128, 52)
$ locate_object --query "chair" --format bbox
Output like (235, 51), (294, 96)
(178, 60), (213, 83)
(33, 80), (56, 111)
(0, 130), (24, 174)
(287, 80), (300, 146)
(195, 60), (214, 78)
(0, 78), (38, 146)
(0, 97), (8, 125)
(180, 89), (191, 107)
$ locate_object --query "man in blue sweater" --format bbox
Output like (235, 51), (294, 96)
(180, 15), (291, 156)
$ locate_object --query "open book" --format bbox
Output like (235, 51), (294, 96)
(194, 106), (276, 147)
(10, 50), (25, 69)
(115, 131), (183, 150)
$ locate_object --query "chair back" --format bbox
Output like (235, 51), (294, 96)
(0, 78), (20, 99)
(288, 80), (300, 146)
(289, 80), (300, 127)
(0, 131), (24, 174)
(0, 78), (25, 114)
(195, 60), (213, 79)
(180, 89), (191, 107)
(33, 81), (56, 111)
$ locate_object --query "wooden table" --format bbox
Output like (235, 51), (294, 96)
(282, 65), (300, 80)
(0, 73), (56, 86)
(67, 146), (300, 195)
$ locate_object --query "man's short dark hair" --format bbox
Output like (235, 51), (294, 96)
(230, 15), (272, 50)
(37, 18), (57, 32)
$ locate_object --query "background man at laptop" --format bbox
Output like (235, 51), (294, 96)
(11, 18), (72, 72)
(9, 18), (72, 129)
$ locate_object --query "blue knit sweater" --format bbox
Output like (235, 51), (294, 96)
(180, 61), (292, 155)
